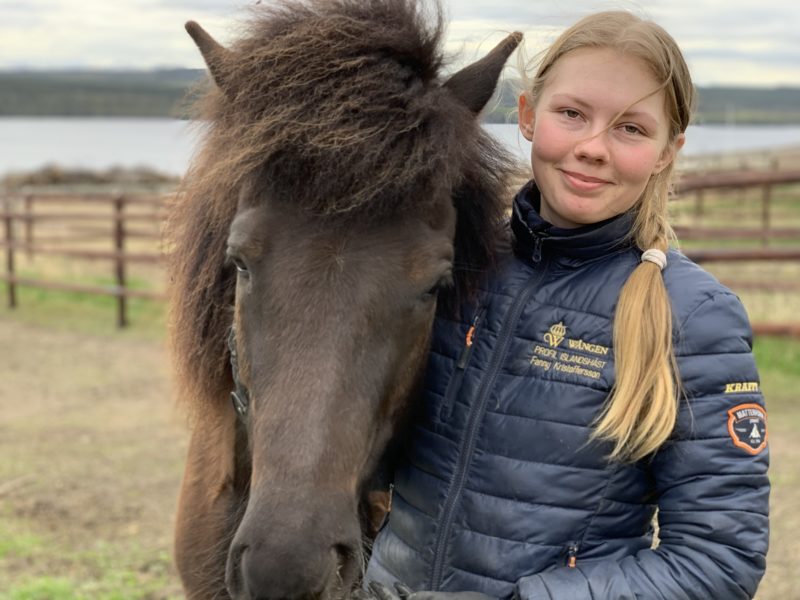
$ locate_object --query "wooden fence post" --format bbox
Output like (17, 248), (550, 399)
(114, 195), (128, 328)
(4, 198), (16, 308)
(694, 189), (705, 219)
(738, 159), (748, 204)
(761, 184), (772, 248)
(24, 195), (33, 259)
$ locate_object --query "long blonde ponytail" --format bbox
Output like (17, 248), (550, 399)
(594, 168), (680, 461)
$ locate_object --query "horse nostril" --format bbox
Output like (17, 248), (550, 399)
(333, 542), (361, 588)
(226, 543), (247, 596)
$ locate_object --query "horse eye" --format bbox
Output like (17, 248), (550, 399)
(421, 273), (453, 301)
(231, 256), (249, 276)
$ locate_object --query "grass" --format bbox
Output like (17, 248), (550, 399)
(0, 465), (183, 600)
(0, 317), (185, 599)
(0, 282), (166, 339)
(754, 336), (800, 414)
(0, 522), (177, 600)
(0, 527), (42, 561)
(0, 555), (180, 600)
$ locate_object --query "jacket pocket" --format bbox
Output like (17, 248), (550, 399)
(439, 306), (485, 422)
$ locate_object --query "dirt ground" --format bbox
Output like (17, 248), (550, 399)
(0, 317), (796, 599)
(0, 317), (187, 597)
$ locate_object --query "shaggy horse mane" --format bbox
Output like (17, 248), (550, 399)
(167, 0), (519, 411)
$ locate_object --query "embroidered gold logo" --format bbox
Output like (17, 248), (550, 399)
(531, 321), (609, 381)
(544, 322), (566, 348)
(567, 338), (610, 356)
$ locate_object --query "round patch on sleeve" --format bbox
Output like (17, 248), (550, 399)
(727, 403), (767, 455)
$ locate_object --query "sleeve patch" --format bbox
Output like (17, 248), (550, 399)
(727, 403), (767, 455)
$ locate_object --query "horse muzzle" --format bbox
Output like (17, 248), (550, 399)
(225, 491), (362, 600)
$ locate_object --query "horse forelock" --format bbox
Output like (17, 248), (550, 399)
(199, 0), (464, 215)
(168, 0), (519, 412)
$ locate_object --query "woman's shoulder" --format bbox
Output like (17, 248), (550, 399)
(663, 249), (754, 353)
(663, 249), (740, 313)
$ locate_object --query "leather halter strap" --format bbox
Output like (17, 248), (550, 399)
(227, 326), (250, 419)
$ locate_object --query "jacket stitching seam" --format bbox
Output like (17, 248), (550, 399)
(460, 485), (597, 512)
(480, 409), (602, 430)
(411, 422), (460, 447)
(445, 561), (517, 585)
(499, 371), (609, 392)
(658, 507), (768, 516)
(467, 448), (608, 474)
(403, 454), (454, 487)
(446, 520), (571, 549)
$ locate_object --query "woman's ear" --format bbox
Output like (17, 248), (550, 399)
(518, 92), (535, 142)
(653, 133), (686, 174)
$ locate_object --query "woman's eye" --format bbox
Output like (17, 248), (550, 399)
(622, 124), (643, 135)
(563, 109), (581, 119)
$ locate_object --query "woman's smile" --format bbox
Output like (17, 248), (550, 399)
(559, 168), (613, 192)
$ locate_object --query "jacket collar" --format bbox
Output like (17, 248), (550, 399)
(511, 180), (635, 265)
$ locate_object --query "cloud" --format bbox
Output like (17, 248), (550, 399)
(156, 0), (237, 10)
(0, 0), (798, 86)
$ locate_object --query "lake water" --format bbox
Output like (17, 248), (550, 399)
(2, 117), (800, 177)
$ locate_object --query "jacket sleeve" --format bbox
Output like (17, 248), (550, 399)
(514, 291), (770, 600)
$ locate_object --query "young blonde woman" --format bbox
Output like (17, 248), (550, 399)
(365, 10), (769, 600)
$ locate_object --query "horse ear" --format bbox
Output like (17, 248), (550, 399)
(444, 32), (523, 114)
(185, 20), (231, 91)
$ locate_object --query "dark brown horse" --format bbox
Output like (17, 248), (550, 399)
(168, 1), (520, 598)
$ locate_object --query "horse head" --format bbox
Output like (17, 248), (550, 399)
(170, 1), (520, 598)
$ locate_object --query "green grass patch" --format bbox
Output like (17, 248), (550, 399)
(2, 577), (79, 600)
(0, 527), (43, 560)
(753, 337), (800, 432)
(0, 281), (166, 339)
(754, 336), (800, 378)
(2, 572), (182, 600)
(0, 536), (182, 600)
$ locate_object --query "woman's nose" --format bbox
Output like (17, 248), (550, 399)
(573, 131), (610, 163)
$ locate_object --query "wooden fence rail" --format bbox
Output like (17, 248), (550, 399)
(674, 169), (800, 247)
(1, 177), (799, 333)
(1, 193), (166, 328)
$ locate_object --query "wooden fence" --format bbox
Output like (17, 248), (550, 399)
(1, 167), (799, 333)
(675, 168), (800, 247)
(0, 192), (166, 327)
(674, 168), (800, 337)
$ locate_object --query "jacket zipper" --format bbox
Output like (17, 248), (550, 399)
(566, 541), (580, 568)
(429, 266), (549, 590)
(439, 306), (486, 422)
(532, 232), (549, 263)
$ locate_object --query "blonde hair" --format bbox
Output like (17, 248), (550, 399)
(522, 11), (696, 461)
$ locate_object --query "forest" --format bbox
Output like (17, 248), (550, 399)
(1, 69), (799, 124)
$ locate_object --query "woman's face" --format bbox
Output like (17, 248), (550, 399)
(518, 47), (684, 229)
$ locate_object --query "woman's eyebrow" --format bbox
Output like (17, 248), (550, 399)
(550, 93), (591, 109)
(619, 110), (659, 127)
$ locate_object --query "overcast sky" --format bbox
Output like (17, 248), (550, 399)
(1, 0), (799, 86)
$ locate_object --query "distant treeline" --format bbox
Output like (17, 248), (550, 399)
(1, 69), (799, 124)
(0, 69), (206, 118)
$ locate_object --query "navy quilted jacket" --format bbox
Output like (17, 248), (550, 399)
(365, 182), (769, 599)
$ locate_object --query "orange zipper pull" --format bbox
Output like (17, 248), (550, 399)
(457, 307), (485, 369)
(466, 325), (476, 347)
